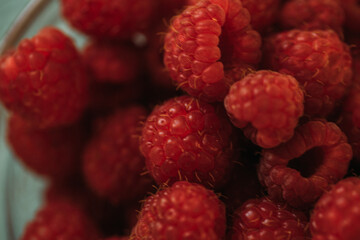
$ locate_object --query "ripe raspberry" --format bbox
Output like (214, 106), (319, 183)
(224, 70), (304, 148)
(0, 27), (89, 128)
(263, 29), (353, 117)
(7, 114), (86, 182)
(60, 0), (156, 39)
(164, 0), (261, 102)
(82, 41), (140, 84)
(231, 197), (309, 240)
(83, 106), (153, 205)
(21, 201), (100, 240)
(130, 181), (226, 240)
(280, 0), (345, 36)
(258, 120), (352, 208)
(140, 95), (236, 188)
(310, 177), (360, 240)
(340, 0), (360, 33)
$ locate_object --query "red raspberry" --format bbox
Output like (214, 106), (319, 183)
(130, 181), (226, 240)
(83, 106), (153, 205)
(20, 201), (100, 240)
(224, 70), (304, 148)
(258, 120), (352, 208)
(60, 0), (156, 40)
(0, 27), (89, 128)
(164, 0), (261, 102)
(82, 41), (140, 84)
(280, 0), (345, 36)
(7, 114), (86, 182)
(340, 0), (360, 33)
(231, 197), (309, 240)
(140, 95), (236, 188)
(310, 177), (360, 240)
(263, 29), (353, 117)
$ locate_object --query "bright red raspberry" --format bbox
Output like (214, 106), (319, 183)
(83, 106), (153, 205)
(310, 177), (360, 240)
(130, 181), (226, 240)
(60, 0), (156, 40)
(164, 0), (261, 102)
(280, 0), (345, 36)
(224, 70), (304, 148)
(20, 201), (100, 240)
(340, 0), (360, 33)
(231, 197), (309, 240)
(140, 95), (236, 188)
(263, 29), (353, 117)
(0, 27), (89, 128)
(82, 41), (140, 84)
(258, 120), (352, 208)
(7, 114), (86, 182)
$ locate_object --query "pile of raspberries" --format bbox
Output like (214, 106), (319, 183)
(1, 0), (360, 239)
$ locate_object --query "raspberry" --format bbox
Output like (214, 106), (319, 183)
(230, 197), (309, 240)
(21, 201), (100, 240)
(340, 0), (360, 33)
(83, 106), (153, 205)
(164, 0), (261, 102)
(258, 120), (352, 208)
(224, 70), (304, 148)
(280, 0), (345, 36)
(7, 114), (86, 182)
(0, 27), (89, 128)
(130, 181), (226, 240)
(140, 95), (236, 188)
(263, 29), (353, 117)
(60, 0), (156, 40)
(310, 177), (360, 240)
(82, 41), (140, 84)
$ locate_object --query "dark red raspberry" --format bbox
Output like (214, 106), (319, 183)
(140, 95), (236, 188)
(82, 41), (140, 84)
(258, 120), (352, 208)
(20, 201), (100, 240)
(340, 0), (360, 33)
(130, 181), (226, 240)
(83, 106), (153, 205)
(263, 29), (353, 117)
(0, 27), (89, 128)
(224, 70), (304, 148)
(164, 0), (261, 102)
(7, 114), (86, 182)
(310, 177), (360, 240)
(60, 0), (156, 40)
(280, 0), (345, 36)
(231, 197), (309, 240)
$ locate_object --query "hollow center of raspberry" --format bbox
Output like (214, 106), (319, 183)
(287, 147), (324, 178)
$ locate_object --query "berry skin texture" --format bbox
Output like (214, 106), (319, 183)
(311, 177), (360, 240)
(224, 70), (304, 148)
(0, 27), (89, 128)
(263, 29), (353, 117)
(61, 0), (156, 39)
(130, 181), (226, 240)
(164, 0), (261, 102)
(140, 95), (236, 189)
(258, 120), (352, 208)
(280, 0), (345, 36)
(231, 197), (309, 240)
(21, 201), (100, 240)
(7, 114), (86, 182)
(83, 106), (153, 205)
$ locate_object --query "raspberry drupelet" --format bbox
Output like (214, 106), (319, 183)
(263, 29), (353, 117)
(224, 70), (304, 148)
(83, 106), (153, 205)
(130, 181), (226, 240)
(164, 0), (261, 102)
(258, 120), (352, 209)
(140, 95), (236, 189)
(231, 197), (309, 240)
(0, 27), (89, 128)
